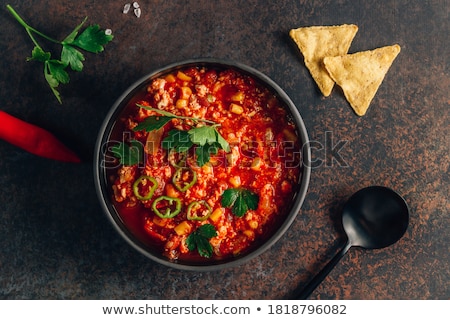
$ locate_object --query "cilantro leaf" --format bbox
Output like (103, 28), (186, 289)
(186, 224), (217, 258)
(110, 140), (144, 166)
(162, 129), (193, 152)
(133, 116), (174, 132)
(72, 24), (114, 53)
(221, 188), (259, 217)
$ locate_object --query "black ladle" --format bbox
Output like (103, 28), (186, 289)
(296, 186), (409, 299)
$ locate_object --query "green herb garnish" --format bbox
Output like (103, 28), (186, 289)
(186, 224), (217, 258)
(162, 129), (193, 153)
(133, 116), (174, 132)
(221, 188), (259, 217)
(136, 104), (230, 166)
(110, 140), (144, 166)
(6, 5), (113, 103)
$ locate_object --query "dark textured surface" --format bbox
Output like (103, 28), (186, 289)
(0, 0), (448, 299)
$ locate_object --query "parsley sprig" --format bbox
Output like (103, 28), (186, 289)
(136, 104), (230, 166)
(186, 224), (217, 258)
(6, 5), (114, 103)
(221, 188), (259, 217)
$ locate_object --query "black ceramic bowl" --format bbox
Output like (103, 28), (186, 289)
(94, 59), (311, 271)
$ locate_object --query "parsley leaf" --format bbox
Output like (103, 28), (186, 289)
(188, 126), (230, 153)
(7, 5), (113, 103)
(195, 143), (220, 167)
(71, 24), (113, 53)
(28, 46), (51, 62)
(162, 129), (193, 153)
(188, 126), (217, 146)
(135, 105), (230, 166)
(44, 62), (62, 104)
(221, 188), (259, 217)
(110, 140), (144, 166)
(47, 60), (70, 84)
(133, 116), (174, 132)
(61, 45), (85, 71)
(186, 224), (217, 258)
(62, 17), (88, 44)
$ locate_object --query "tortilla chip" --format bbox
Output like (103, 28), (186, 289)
(289, 24), (358, 96)
(323, 44), (401, 116)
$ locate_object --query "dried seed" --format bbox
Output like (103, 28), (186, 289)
(134, 7), (141, 18)
(105, 29), (112, 36)
(133, 2), (140, 9)
(123, 3), (131, 14)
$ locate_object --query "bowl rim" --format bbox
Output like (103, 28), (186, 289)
(93, 58), (311, 271)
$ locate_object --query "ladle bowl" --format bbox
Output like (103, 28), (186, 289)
(296, 186), (409, 299)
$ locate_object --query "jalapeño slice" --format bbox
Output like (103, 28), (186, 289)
(187, 200), (212, 221)
(172, 167), (197, 192)
(152, 196), (182, 219)
(132, 175), (158, 201)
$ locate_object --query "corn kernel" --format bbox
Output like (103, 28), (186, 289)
(177, 71), (192, 81)
(209, 208), (224, 223)
(165, 74), (176, 83)
(176, 98), (188, 109)
(230, 103), (244, 115)
(248, 220), (259, 229)
(229, 176), (241, 188)
(243, 230), (255, 239)
(180, 86), (192, 100)
(174, 221), (191, 236)
(202, 163), (213, 175)
(231, 91), (244, 102)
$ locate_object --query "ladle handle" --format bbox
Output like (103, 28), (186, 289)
(296, 241), (352, 299)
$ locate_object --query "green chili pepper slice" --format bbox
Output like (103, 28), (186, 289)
(152, 196), (182, 219)
(133, 175), (158, 201)
(172, 167), (197, 192)
(187, 200), (212, 221)
(168, 150), (188, 168)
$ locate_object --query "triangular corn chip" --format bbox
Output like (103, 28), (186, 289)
(289, 24), (358, 96)
(323, 44), (401, 116)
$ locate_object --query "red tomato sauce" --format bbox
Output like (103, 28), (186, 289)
(109, 67), (302, 262)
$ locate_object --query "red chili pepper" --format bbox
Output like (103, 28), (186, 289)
(0, 111), (81, 163)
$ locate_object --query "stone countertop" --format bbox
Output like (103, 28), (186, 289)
(0, 0), (448, 299)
